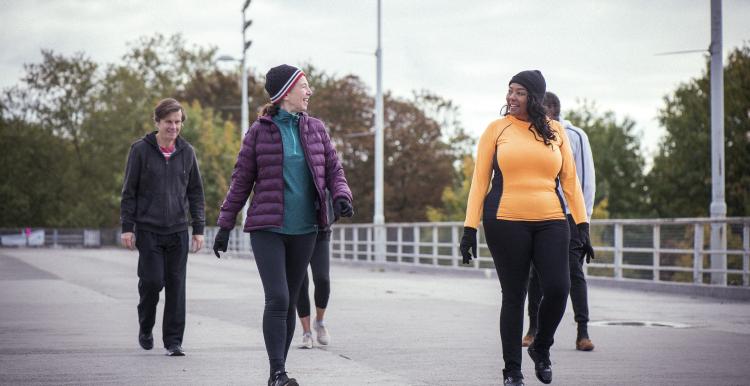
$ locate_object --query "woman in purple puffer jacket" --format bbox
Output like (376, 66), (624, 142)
(212, 64), (352, 386)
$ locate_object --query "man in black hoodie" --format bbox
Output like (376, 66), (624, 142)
(120, 98), (205, 357)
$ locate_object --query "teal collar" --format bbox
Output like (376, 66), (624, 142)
(275, 108), (300, 125)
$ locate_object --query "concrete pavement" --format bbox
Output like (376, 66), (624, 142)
(1, 248), (749, 385)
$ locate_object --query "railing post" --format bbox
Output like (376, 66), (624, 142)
(397, 226), (403, 264)
(413, 225), (420, 266)
(614, 223), (623, 279)
(432, 225), (438, 266)
(353, 226), (359, 261)
(475, 226), (482, 269)
(694, 223), (704, 284)
(334, 227), (342, 261)
(653, 225), (660, 282)
(451, 224), (459, 267)
(367, 226), (374, 262)
(743, 223), (749, 287)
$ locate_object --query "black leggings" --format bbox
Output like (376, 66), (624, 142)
(297, 230), (331, 318)
(528, 215), (590, 336)
(250, 230), (317, 375)
(484, 218), (570, 373)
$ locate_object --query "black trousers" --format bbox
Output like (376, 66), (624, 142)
(250, 230), (317, 375)
(136, 229), (189, 348)
(528, 215), (590, 336)
(484, 218), (570, 373)
(297, 230), (331, 318)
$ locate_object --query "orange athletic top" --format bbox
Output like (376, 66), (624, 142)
(463, 115), (587, 228)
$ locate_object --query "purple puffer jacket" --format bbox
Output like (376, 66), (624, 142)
(217, 112), (352, 232)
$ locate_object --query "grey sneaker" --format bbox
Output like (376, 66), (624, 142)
(300, 332), (313, 349)
(314, 319), (330, 345)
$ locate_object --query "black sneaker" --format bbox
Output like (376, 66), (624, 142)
(165, 345), (185, 357)
(268, 370), (298, 386)
(503, 370), (524, 386)
(527, 344), (552, 384)
(138, 330), (153, 350)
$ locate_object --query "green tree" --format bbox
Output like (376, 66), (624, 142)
(181, 101), (240, 225)
(566, 102), (650, 218)
(0, 111), (70, 227)
(426, 155), (474, 221)
(648, 44), (750, 217)
(0, 34), (240, 227)
(382, 94), (455, 221)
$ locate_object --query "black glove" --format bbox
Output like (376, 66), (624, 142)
(577, 222), (595, 264)
(334, 198), (353, 218)
(213, 228), (231, 258)
(459, 227), (478, 264)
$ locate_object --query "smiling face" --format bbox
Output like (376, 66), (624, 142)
(280, 75), (312, 113)
(506, 83), (529, 121)
(155, 110), (183, 145)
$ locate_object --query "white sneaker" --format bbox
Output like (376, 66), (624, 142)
(300, 332), (313, 349)
(314, 320), (330, 346)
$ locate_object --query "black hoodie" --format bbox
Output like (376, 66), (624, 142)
(120, 132), (205, 235)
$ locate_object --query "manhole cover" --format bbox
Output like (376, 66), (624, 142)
(589, 320), (692, 329)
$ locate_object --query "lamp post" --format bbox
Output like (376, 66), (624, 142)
(241, 0), (252, 138)
(709, 0), (727, 285)
(373, 0), (385, 263)
(216, 1), (253, 242)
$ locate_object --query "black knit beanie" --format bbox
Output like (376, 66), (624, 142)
(264, 64), (305, 104)
(509, 70), (546, 101)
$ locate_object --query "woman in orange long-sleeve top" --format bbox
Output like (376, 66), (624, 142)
(459, 70), (595, 386)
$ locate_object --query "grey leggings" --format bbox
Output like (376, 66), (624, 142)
(250, 230), (317, 375)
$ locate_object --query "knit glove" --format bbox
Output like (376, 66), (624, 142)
(577, 223), (595, 264)
(459, 227), (478, 264)
(213, 228), (231, 258)
(334, 198), (353, 218)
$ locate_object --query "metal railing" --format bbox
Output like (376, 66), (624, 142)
(0, 228), (106, 248)
(5, 218), (749, 289)
(326, 218), (750, 288)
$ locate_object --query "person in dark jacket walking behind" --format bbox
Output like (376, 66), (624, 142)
(523, 91), (597, 352)
(120, 98), (205, 357)
(212, 64), (353, 386)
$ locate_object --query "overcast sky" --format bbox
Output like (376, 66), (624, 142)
(1, 0), (748, 158)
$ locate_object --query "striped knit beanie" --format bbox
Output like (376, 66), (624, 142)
(265, 64), (305, 104)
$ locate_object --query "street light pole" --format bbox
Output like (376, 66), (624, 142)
(373, 0), (385, 262)
(709, 0), (727, 285)
(240, 0), (253, 231)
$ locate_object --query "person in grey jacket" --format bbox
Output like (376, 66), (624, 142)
(120, 98), (205, 357)
(523, 91), (597, 352)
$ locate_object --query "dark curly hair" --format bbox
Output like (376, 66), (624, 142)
(501, 93), (556, 146)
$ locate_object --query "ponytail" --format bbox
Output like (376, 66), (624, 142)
(259, 103), (280, 117)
